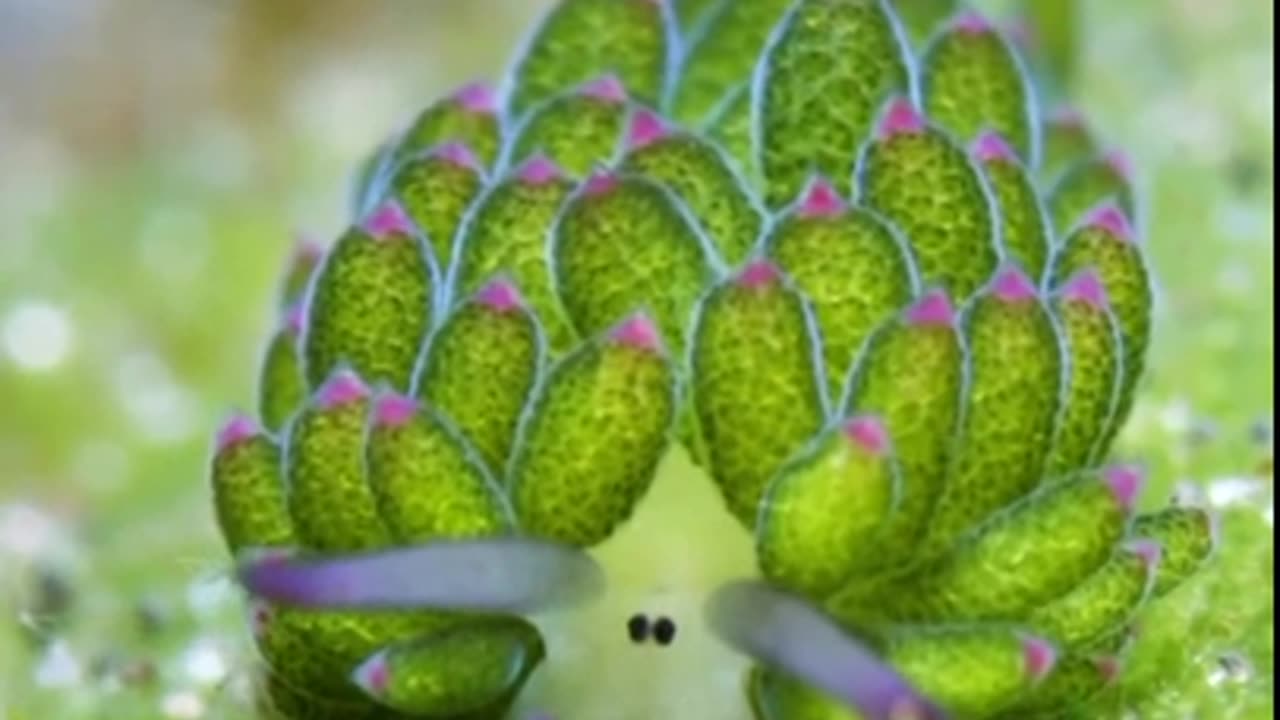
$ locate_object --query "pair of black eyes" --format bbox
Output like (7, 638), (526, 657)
(626, 613), (676, 645)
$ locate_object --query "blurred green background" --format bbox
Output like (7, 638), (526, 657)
(0, 1), (1271, 718)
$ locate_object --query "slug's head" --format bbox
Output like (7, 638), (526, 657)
(210, 2), (1216, 719)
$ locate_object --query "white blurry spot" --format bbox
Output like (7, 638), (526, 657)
(161, 690), (206, 719)
(186, 573), (235, 619)
(1217, 199), (1267, 243)
(1158, 398), (1193, 437)
(1172, 480), (1209, 508)
(181, 638), (229, 687)
(1206, 477), (1268, 508)
(138, 208), (212, 283)
(1207, 651), (1255, 687)
(2, 301), (73, 371)
(113, 352), (199, 444)
(34, 639), (83, 688)
(178, 115), (254, 191)
(0, 503), (71, 561)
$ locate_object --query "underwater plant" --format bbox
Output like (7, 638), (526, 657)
(209, 0), (1219, 717)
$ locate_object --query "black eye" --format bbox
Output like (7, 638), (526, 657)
(652, 616), (676, 646)
(627, 613), (650, 643)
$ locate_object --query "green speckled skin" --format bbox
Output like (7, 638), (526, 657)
(369, 618), (544, 717)
(889, 0), (957, 49)
(365, 407), (512, 543)
(994, 652), (1110, 717)
(395, 93), (502, 170)
(1133, 507), (1216, 597)
(452, 174), (577, 353)
(552, 176), (713, 356)
(757, 0), (911, 207)
(1027, 545), (1152, 649)
(841, 310), (964, 570)
(259, 326), (307, 433)
(254, 666), (403, 720)
(507, 0), (669, 116)
(1039, 115), (1097, 187)
(303, 228), (433, 391)
(767, 209), (915, 399)
(391, 151), (484, 271)
(620, 131), (764, 268)
(285, 391), (391, 551)
(704, 83), (756, 181)
(978, 155), (1052, 281)
(509, 334), (675, 547)
(748, 667), (864, 720)
(1049, 158), (1137, 235)
(858, 123), (999, 299)
(671, 0), (794, 126)
(510, 92), (629, 179)
(922, 24), (1039, 165)
(1046, 290), (1122, 476)
(211, 433), (294, 553)
(757, 427), (899, 598)
(1049, 223), (1152, 454)
(882, 626), (1033, 718)
(925, 289), (1063, 551)
(415, 298), (542, 476)
(691, 274), (826, 528)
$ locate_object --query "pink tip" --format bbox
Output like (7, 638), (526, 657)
(293, 236), (325, 261)
(843, 416), (889, 456)
(1095, 656), (1123, 684)
(317, 370), (369, 409)
(797, 176), (847, 218)
(216, 414), (259, 452)
(991, 265), (1038, 303)
(432, 141), (482, 172)
(352, 651), (392, 695)
(627, 108), (669, 150)
(583, 170), (620, 197)
(1103, 464), (1145, 511)
(879, 98), (925, 138)
(476, 278), (524, 313)
(581, 74), (627, 103)
(738, 260), (781, 289)
(453, 82), (498, 114)
(1104, 151), (1133, 181)
(953, 10), (993, 34)
(372, 393), (419, 428)
(1125, 539), (1163, 572)
(284, 303), (307, 336)
(1086, 204), (1134, 242)
(1060, 269), (1110, 310)
(905, 290), (955, 327)
(1021, 635), (1058, 682)
(517, 154), (564, 185)
(362, 201), (414, 239)
(971, 131), (1017, 164)
(610, 313), (663, 353)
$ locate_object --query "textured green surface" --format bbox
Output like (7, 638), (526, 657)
(302, 219), (433, 391)
(996, 652), (1113, 717)
(507, 0), (669, 115)
(1038, 110), (1098, 187)
(210, 423), (295, 554)
(1046, 274), (1123, 476)
(360, 618), (543, 717)
(691, 263), (827, 527)
(1134, 506), (1217, 598)
(414, 286), (542, 476)
(284, 373), (391, 551)
(509, 322), (676, 546)
(973, 137), (1052, 281)
(757, 0), (911, 207)
(619, 119), (764, 268)
(552, 174), (713, 356)
(451, 160), (578, 352)
(508, 84), (630, 179)
(364, 396), (512, 543)
(254, 665), (403, 720)
(257, 317), (307, 433)
(1028, 543), (1155, 649)
(390, 145), (484, 271)
(393, 84), (503, 170)
(1049, 212), (1153, 457)
(921, 14), (1039, 165)
(703, 82), (756, 180)
(857, 102), (1000, 299)
(748, 667), (863, 720)
(757, 418), (899, 598)
(889, 0), (958, 49)
(766, 195), (915, 399)
(882, 626), (1040, 717)
(841, 292), (965, 570)
(1049, 155), (1138, 235)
